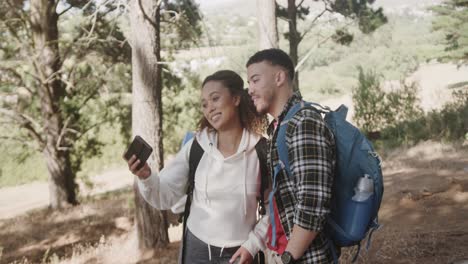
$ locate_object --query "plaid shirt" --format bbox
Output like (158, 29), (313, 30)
(267, 93), (336, 263)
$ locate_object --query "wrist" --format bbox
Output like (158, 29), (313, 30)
(139, 168), (151, 180)
(281, 251), (297, 264)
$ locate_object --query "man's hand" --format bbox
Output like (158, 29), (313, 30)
(127, 155), (151, 179)
(230, 246), (253, 264)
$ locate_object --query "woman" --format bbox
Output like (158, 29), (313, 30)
(127, 70), (269, 264)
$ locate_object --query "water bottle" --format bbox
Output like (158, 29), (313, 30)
(340, 174), (375, 242)
(352, 174), (374, 202)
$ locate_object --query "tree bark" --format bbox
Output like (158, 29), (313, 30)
(288, 0), (300, 91)
(257, 0), (279, 49)
(30, 0), (77, 209)
(130, 0), (169, 251)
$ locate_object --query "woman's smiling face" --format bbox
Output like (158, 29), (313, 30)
(201, 80), (240, 131)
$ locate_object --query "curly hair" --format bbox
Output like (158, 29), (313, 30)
(198, 70), (267, 135)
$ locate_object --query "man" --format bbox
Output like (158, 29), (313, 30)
(246, 49), (336, 264)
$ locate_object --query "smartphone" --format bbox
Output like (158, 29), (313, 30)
(123, 136), (153, 170)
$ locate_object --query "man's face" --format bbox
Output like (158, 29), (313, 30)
(247, 61), (278, 115)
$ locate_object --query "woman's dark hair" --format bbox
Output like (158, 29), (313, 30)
(199, 70), (267, 135)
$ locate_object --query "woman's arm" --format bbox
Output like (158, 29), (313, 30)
(130, 139), (193, 210)
(230, 208), (270, 264)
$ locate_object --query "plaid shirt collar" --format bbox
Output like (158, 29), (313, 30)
(268, 91), (303, 134)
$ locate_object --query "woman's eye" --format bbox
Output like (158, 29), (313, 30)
(212, 96), (219, 102)
(202, 103), (207, 108)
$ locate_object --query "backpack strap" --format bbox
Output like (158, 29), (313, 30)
(277, 102), (302, 177)
(255, 137), (268, 216)
(268, 101), (307, 247)
(187, 138), (203, 198)
(277, 101), (329, 177)
(252, 137), (268, 264)
(181, 138), (204, 264)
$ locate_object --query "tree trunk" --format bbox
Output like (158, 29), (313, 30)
(257, 0), (279, 49)
(30, 0), (77, 209)
(288, 0), (300, 91)
(44, 148), (77, 208)
(130, 0), (169, 251)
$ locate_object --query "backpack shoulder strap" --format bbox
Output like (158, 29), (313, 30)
(277, 101), (328, 177)
(182, 138), (204, 264)
(277, 102), (305, 177)
(187, 138), (203, 195)
(255, 137), (268, 215)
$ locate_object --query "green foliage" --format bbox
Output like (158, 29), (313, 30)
(162, 65), (202, 155)
(352, 66), (387, 133)
(356, 6), (388, 34)
(384, 81), (424, 126)
(276, 0), (387, 49)
(352, 67), (423, 133)
(0, 140), (48, 187)
(0, 123), (47, 187)
(332, 28), (354, 46)
(0, 1), (130, 187)
(379, 89), (468, 147)
(353, 66), (467, 149)
(75, 124), (128, 186)
(298, 15), (445, 98)
(330, 0), (388, 42)
(431, 0), (468, 63)
(161, 0), (203, 49)
(0, 0), (204, 187)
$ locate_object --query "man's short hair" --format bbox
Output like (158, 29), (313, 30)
(246, 49), (295, 82)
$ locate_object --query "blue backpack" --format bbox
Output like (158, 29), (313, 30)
(274, 101), (383, 263)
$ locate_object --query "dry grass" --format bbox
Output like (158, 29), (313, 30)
(0, 188), (136, 264)
(0, 188), (182, 264)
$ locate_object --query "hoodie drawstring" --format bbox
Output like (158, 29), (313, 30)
(207, 243), (212, 261)
(243, 150), (248, 216)
(219, 245), (225, 257)
(205, 142), (213, 203)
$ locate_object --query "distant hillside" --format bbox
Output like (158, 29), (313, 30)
(195, 0), (444, 17)
(196, 0), (256, 16)
(373, 0), (443, 10)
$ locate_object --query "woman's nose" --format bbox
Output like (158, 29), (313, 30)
(207, 102), (215, 113)
(209, 106), (215, 113)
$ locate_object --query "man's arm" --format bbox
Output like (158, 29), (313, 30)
(286, 112), (335, 259)
(285, 225), (318, 259)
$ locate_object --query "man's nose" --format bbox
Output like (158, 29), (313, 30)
(247, 85), (253, 95)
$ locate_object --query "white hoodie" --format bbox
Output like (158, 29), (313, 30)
(137, 128), (269, 256)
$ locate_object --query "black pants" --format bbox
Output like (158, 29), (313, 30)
(182, 228), (241, 264)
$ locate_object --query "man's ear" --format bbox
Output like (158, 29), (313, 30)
(275, 69), (287, 87)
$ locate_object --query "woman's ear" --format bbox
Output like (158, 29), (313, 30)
(233, 94), (241, 107)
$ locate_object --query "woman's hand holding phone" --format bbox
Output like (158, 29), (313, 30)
(127, 154), (151, 179)
(123, 136), (153, 179)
